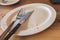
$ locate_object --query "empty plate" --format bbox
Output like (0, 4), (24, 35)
(1, 3), (56, 36)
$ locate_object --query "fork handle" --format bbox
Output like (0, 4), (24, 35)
(0, 21), (15, 40)
(4, 23), (21, 40)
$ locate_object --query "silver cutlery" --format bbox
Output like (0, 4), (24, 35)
(0, 8), (34, 40)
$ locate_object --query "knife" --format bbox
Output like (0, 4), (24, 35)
(0, 8), (34, 40)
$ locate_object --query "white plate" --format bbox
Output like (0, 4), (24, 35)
(0, 0), (20, 5)
(1, 3), (56, 36)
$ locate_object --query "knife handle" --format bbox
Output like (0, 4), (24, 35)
(0, 21), (15, 40)
(4, 23), (21, 40)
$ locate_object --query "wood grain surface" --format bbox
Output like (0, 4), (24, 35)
(0, 0), (60, 40)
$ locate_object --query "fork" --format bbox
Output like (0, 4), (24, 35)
(0, 8), (24, 40)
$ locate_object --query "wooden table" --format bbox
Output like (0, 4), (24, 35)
(0, 0), (60, 40)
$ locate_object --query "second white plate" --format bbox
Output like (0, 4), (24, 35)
(0, 0), (20, 5)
